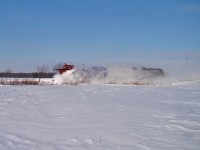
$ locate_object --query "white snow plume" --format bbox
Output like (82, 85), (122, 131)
(90, 66), (154, 85)
(53, 69), (88, 85)
(53, 66), (164, 85)
(154, 61), (200, 84)
(53, 64), (200, 85)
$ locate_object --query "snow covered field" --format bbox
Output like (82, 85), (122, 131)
(0, 82), (200, 150)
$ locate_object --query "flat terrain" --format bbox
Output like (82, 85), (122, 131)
(0, 83), (200, 150)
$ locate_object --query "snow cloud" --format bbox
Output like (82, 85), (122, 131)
(53, 64), (200, 86)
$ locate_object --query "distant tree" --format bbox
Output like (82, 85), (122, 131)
(5, 68), (12, 73)
(37, 65), (49, 82)
(53, 62), (64, 73)
(5, 68), (13, 77)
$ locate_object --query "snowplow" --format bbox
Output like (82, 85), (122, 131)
(53, 63), (74, 74)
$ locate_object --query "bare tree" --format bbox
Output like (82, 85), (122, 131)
(5, 68), (13, 77)
(52, 62), (64, 73)
(5, 68), (12, 73)
(37, 65), (49, 82)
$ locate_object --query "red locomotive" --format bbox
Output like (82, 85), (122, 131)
(54, 63), (74, 74)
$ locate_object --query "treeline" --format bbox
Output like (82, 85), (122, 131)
(0, 72), (55, 78)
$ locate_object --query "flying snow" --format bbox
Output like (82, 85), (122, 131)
(53, 65), (200, 85)
(53, 66), (163, 85)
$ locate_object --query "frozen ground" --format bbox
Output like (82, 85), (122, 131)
(0, 82), (200, 150)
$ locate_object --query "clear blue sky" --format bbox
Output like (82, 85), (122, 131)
(0, 0), (200, 72)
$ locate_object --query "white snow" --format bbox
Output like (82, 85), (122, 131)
(0, 83), (200, 150)
(52, 67), (200, 86)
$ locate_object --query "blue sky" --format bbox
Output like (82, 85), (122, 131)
(0, 0), (200, 72)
